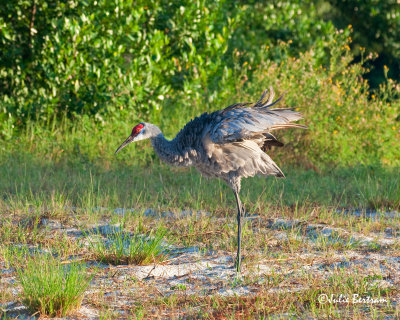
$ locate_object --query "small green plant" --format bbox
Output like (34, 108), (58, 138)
(313, 230), (361, 251)
(15, 253), (92, 317)
(87, 226), (170, 265)
(170, 284), (187, 291)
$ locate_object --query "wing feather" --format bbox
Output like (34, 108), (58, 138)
(210, 88), (306, 144)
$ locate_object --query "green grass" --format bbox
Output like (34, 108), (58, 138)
(1, 153), (399, 215)
(0, 152), (399, 319)
(86, 225), (170, 265)
(3, 250), (92, 317)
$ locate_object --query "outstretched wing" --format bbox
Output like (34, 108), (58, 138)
(210, 88), (306, 145)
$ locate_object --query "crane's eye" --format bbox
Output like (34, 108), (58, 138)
(132, 123), (144, 135)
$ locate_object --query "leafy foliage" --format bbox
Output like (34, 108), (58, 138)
(241, 36), (400, 166)
(319, 0), (400, 87)
(0, 0), (333, 134)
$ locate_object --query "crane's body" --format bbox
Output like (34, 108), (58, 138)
(115, 88), (306, 272)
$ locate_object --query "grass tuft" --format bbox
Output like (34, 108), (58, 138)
(87, 226), (170, 265)
(15, 253), (92, 317)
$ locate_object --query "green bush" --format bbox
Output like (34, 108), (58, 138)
(0, 0), (333, 136)
(235, 35), (400, 166)
(318, 0), (400, 87)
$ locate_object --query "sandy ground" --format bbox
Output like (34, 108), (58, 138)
(1, 208), (399, 319)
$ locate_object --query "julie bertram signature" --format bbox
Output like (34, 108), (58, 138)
(318, 294), (388, 304)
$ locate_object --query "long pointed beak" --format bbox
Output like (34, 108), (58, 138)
(115, 135), (134, 154)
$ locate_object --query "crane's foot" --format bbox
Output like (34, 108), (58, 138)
(233, 255), (244, 273)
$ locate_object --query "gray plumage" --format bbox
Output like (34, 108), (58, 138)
(115, 87), (306, 272)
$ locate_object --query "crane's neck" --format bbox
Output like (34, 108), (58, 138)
(150, 131), (188, 166)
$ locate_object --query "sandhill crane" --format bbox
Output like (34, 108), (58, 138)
(115, 88), (306, 272)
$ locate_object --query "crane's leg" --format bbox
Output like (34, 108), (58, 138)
(233, 190), (244, 272)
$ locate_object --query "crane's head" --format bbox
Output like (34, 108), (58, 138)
(115, 122), (151, 154)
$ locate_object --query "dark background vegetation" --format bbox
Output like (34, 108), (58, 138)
(1, 0), (399, 167)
